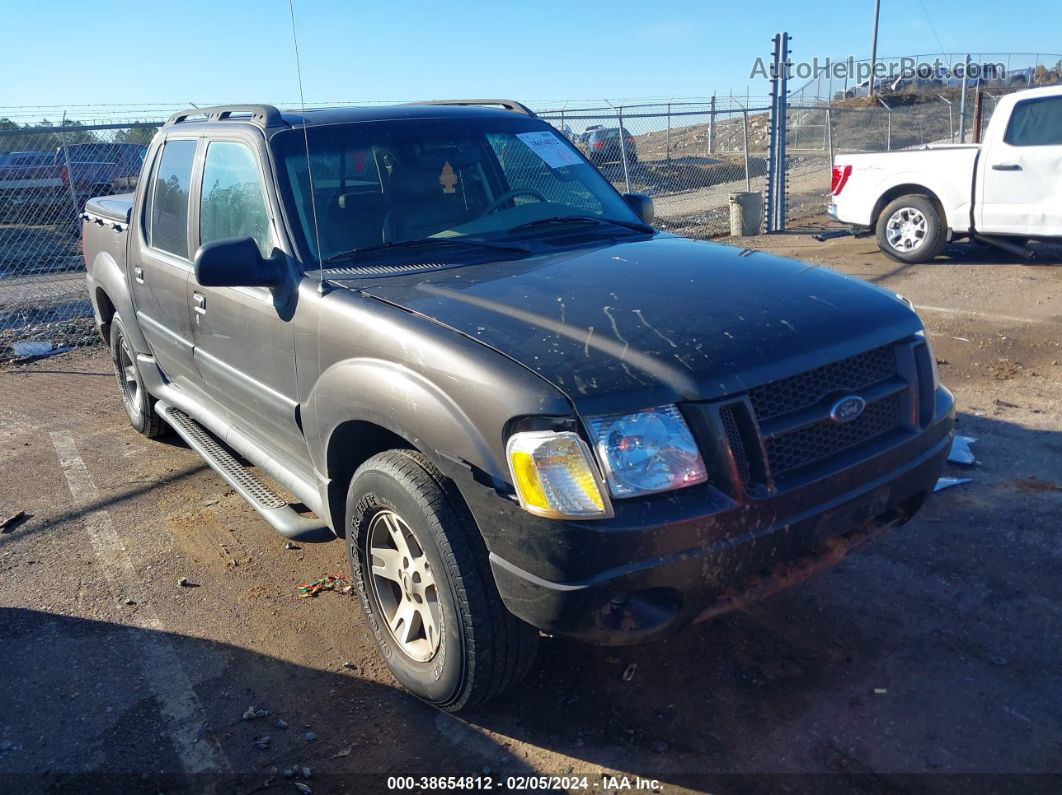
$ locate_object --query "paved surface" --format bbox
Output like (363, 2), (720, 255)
(1, 231), (1061, 793)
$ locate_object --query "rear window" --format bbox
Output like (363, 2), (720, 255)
(148, 139), (196, 257)
(1004, 96), (1062, 147)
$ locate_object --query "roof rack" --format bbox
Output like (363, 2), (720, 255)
(164, 104), (285, 129)
(408, 99), (537, 117)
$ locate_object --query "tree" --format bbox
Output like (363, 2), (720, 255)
(114, 125), (159, 146)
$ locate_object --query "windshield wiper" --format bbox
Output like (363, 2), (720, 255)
(508, 215), (655, 235)
(323, 237), (530, 264)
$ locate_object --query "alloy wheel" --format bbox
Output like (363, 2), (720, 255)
(116, 335), (141, 411)
(885, 207), (928, 252)
(366, 509), (441, 662)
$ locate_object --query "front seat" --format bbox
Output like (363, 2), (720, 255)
(383, 167), (470, 242)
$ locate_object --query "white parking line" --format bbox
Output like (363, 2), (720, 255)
(50, 430), (231, 776)
(917, 304), (1060, 326)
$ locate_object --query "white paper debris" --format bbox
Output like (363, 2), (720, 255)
(947, 436), (978, 466)
(934, 477), (972, 492)
(13, 340), (53, 356)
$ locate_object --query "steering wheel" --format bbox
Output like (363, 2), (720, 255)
(483, 188), (548, 215)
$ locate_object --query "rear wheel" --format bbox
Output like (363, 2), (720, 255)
(109, 316), (164, 438)
(346, 450), (538, 711)
(876, 194), (947, 264)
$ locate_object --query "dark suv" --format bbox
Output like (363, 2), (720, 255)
(83, 100), (954, 711)
(585, 126), (637, 165)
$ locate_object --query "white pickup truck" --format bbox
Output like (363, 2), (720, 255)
(828, 85), (1062, 263)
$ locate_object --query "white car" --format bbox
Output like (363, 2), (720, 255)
(828, 85), (1062, 263)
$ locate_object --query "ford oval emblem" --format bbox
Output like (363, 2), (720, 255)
(829, 395), (866, 423)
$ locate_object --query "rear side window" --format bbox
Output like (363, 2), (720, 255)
(1004, 97), (1062, 147)
(148, 139), (197, 257)
(199, 141), (273, 257)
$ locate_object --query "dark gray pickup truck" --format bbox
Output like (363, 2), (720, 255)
(83, 101), (954, 710)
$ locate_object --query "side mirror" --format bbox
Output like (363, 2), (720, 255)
(194, 237), (282, 289)
(623, 192), (655, 225)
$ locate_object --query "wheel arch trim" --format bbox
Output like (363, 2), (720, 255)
(309, 357), (506, 535)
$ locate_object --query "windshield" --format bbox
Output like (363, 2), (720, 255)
(272, 116), (645, 265)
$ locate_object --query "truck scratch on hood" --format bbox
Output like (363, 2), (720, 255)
(633, 308), (678, 349)
(602, 305), (644, 385)
(417, 284), (697, 396)
(808, 294), (838, 309)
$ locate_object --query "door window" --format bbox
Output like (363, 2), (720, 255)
(200, 141), (273, 257)
(148, 139), (197, 257)
(1004, 96), (1062, 147)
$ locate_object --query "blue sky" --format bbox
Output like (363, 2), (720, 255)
(1, 0), (1059, 113)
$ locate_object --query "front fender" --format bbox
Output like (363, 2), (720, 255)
(297, 286), (574, 535)
(309, 356), (504, 481)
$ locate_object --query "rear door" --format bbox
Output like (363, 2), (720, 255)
(129, 138), (200, 386)
(977, 94), (1062, 236)
(187, 136), (307, 470)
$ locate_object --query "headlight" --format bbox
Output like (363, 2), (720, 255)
(506, 431), (612, 519)
(587, 405), (707, 498)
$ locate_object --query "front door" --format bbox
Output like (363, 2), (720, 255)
(978, 94), (1062, 236)
(187, 138), (308, 471)
(129, 138), (199, 386)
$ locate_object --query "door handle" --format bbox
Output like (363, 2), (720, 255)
(991, 162), (1022, 171)
(193, 292), (207, 315)
(133, 266), (144, 284)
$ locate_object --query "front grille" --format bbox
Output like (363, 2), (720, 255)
(719, 404), (752, 486)
(748, 345), (897, 422)
(764, 393), (902, 476)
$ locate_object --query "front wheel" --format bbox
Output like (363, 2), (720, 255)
(346, 450), (538, 711)
(876, 194), (947, 264)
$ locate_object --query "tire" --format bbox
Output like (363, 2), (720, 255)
(109, 315), (164, 438)
(346, 449), (538, 711)
(876, 194), (947, 264)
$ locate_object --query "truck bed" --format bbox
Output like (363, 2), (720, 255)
(832, 146), (981, 232)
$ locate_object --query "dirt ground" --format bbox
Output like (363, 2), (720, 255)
(1, 229), (1060, 794)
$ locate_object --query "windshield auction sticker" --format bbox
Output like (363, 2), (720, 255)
(516, 131), (581, 169)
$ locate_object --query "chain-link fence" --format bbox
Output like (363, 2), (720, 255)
(537, 99), (771, 239)
(1, 60), (1058, 359)
(0, 122), (159, 358)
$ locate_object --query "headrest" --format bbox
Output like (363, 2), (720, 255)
(390, 167), (453, 201)
(416, 146), (480, 170)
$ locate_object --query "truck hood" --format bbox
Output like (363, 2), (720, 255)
(340, 236), (923, 413)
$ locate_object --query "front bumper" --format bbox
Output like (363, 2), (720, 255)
(454, 387), (955, 645)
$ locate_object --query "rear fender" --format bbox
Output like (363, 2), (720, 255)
(88, 247), (149, 353)
(868, 173), (971, 233)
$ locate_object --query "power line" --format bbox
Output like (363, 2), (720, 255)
(917, 0), (952, 66)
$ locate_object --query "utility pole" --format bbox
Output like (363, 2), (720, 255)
(869, 0), (881, 97)
(958, 53), (971, 143)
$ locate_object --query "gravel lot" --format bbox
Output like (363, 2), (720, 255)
(1, 229), (1060, 793)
